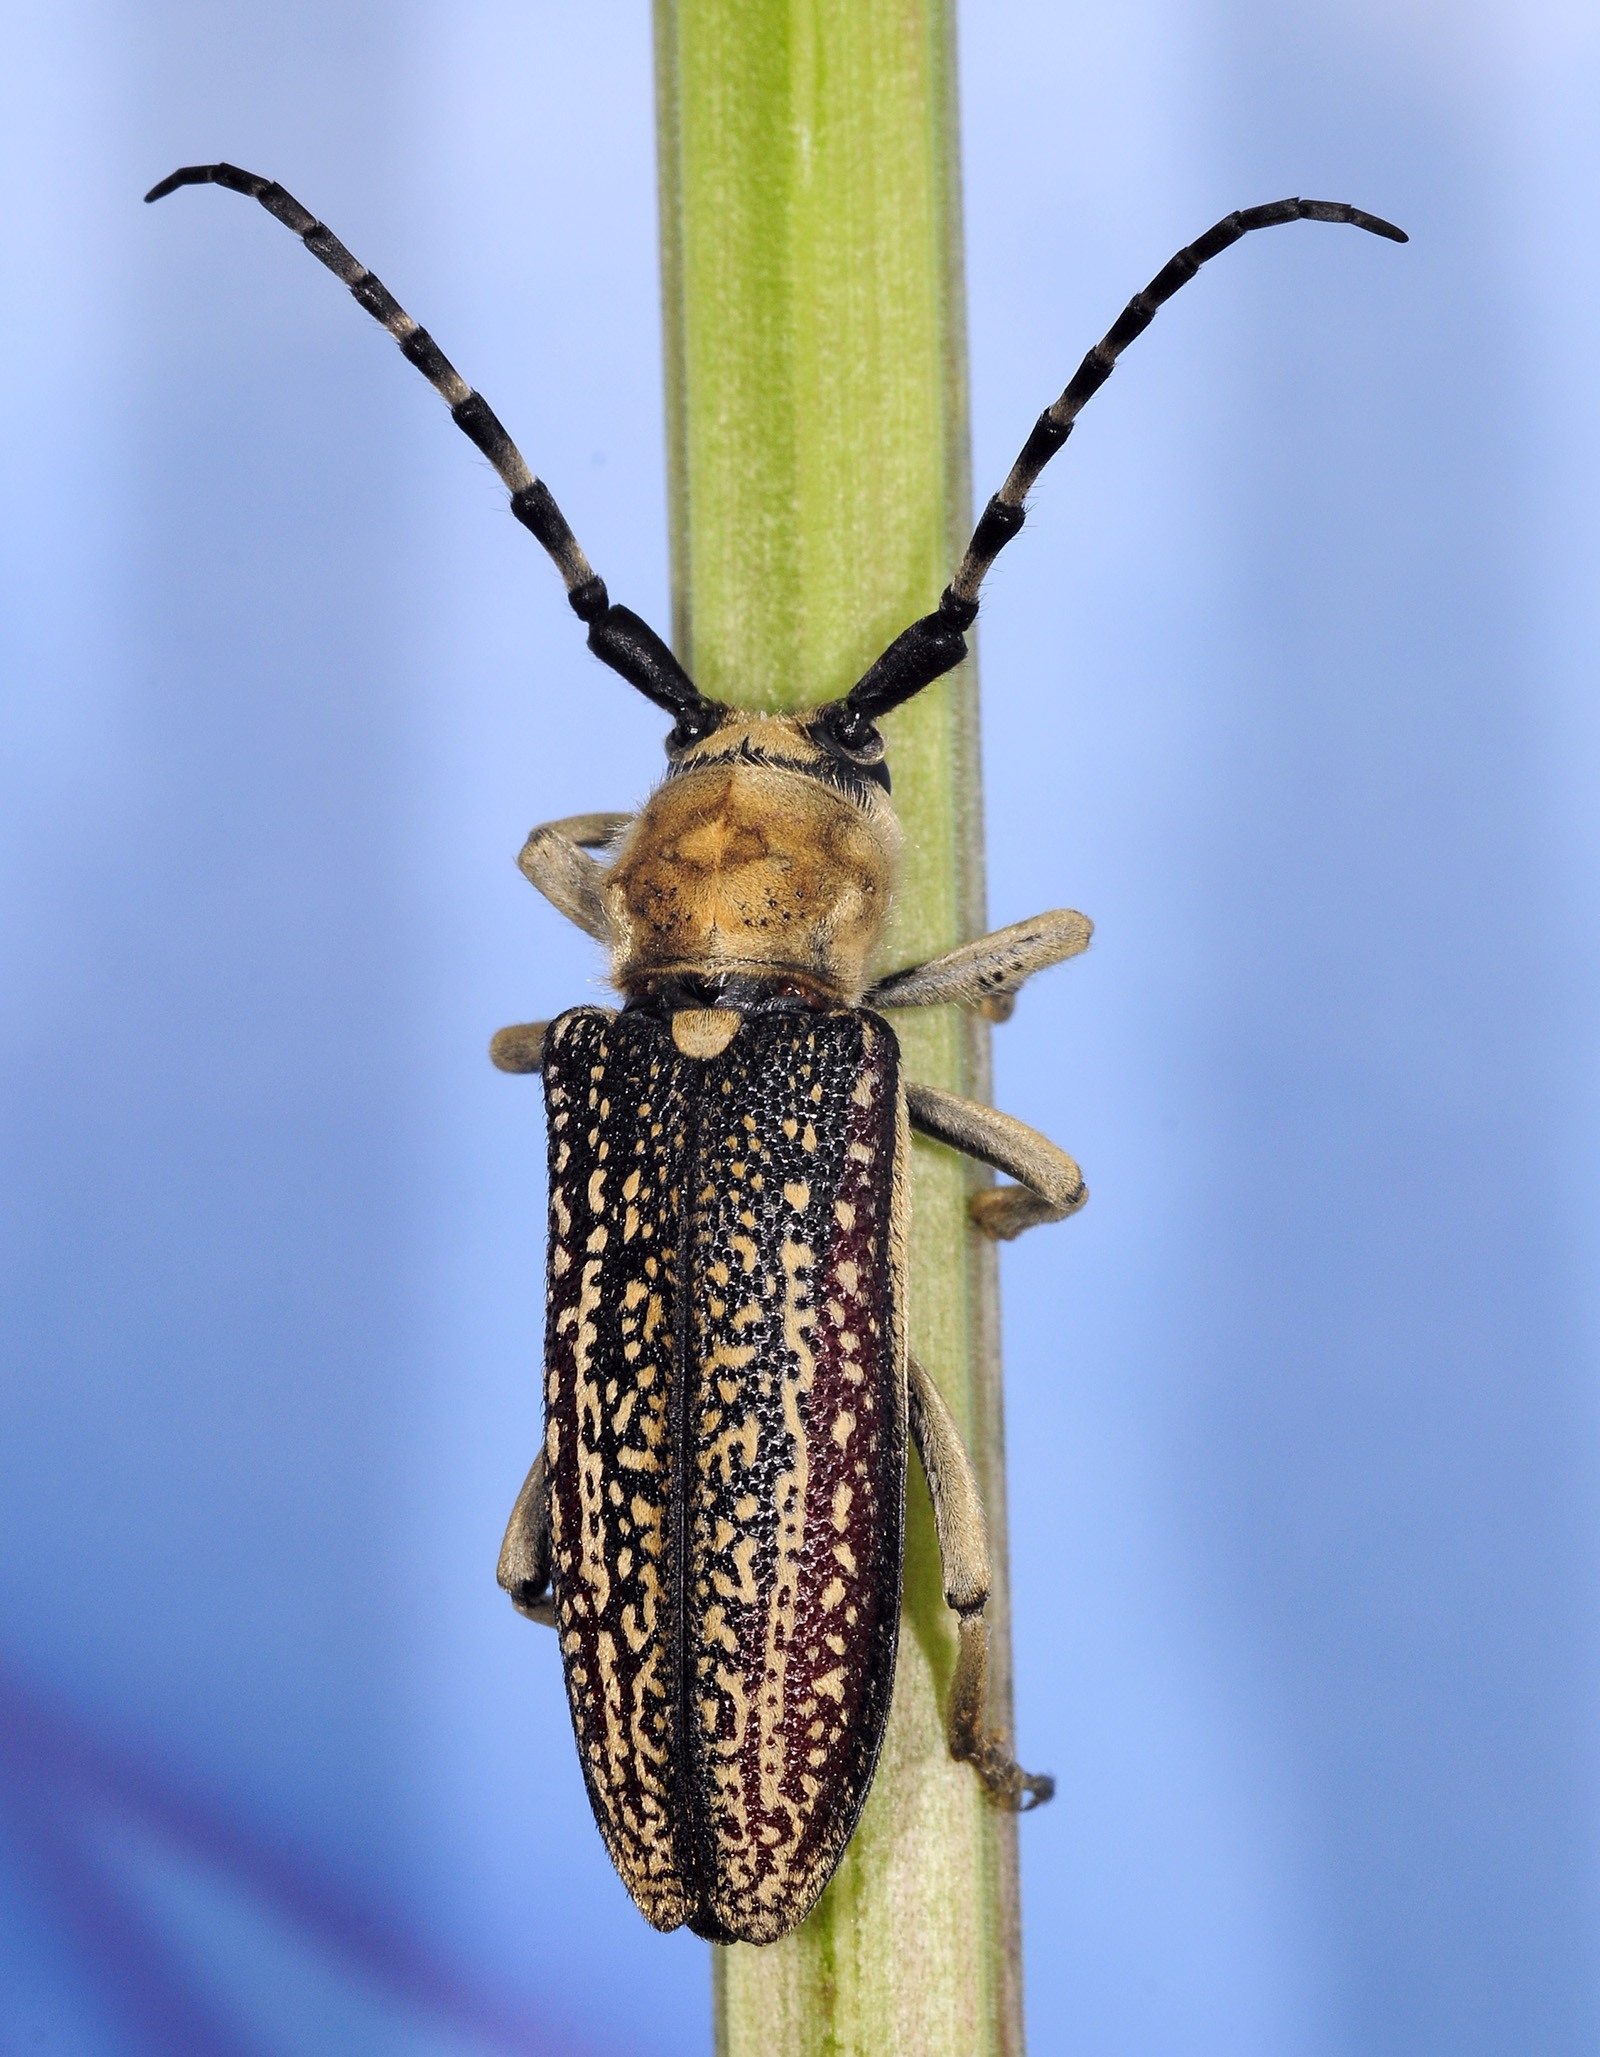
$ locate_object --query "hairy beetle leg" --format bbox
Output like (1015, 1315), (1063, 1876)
(497, 1448), (557, 1627)
(908, 1355), (1055, 1811)
(906, 1082), (1086, 1241)
(515, 811), (632, 941)
(489, 1019), (549, 1074)
(868, 906), (1092, 1019)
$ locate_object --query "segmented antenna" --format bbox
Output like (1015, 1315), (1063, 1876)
(824, 198), (1407, 747)
(146, 163), (726, 743)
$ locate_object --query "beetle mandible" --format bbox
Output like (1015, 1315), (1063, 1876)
(146, 162), (1405, 1945)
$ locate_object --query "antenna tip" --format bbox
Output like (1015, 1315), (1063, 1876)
(1356, 207), (1409, 244)
(144, 166), (213, 205)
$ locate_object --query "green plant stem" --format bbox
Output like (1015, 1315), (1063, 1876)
(654, 5), (1025, 2051)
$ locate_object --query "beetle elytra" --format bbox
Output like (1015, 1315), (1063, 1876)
(147, 162), (1405, 1944)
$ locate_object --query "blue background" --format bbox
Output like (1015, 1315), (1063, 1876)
(3, 2), (1597, 2051)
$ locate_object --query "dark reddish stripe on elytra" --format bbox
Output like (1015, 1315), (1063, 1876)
(779, 1046), (905, 1885)
(699, 1022), (904, 1935)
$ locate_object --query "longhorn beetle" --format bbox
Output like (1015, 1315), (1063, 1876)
(147, 163), (1405, 1945)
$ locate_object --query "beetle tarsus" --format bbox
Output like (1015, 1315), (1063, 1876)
(907, 1084), (1087, 1237)
(949, 1611), (1056, 1812)
(958, 1731), (1057, 1814)
(497, 1450), (556, 1628)
(908, 1357), (1055, 1809)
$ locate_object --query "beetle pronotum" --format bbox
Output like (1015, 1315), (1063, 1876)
(147, 162), (1404, 1944)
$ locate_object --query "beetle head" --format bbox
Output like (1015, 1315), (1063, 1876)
(604, 712), (902, 1007)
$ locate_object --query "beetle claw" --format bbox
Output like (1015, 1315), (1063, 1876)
(957, 1727), (1057, 1813)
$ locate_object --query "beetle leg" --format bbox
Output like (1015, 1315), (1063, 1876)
(496, 1448), (557, 1627)
(907, 1354), (1054, 1811)
(867, 908), (1091, 1022)
(489, 1019), (550, 1074)
(906, 1082), (1086, 1239)
(516, 812), (632, 941)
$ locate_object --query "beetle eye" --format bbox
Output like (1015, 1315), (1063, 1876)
(808, 707), (886, 765)
(664, 708), (725, 760)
